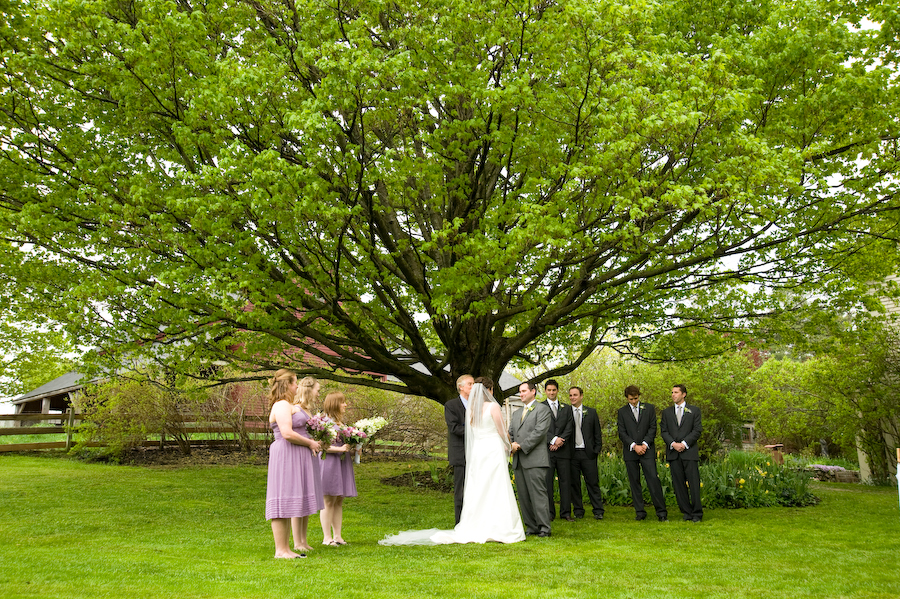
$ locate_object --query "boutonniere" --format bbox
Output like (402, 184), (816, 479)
(639, 405), (645, 411)
(684, 407), (692, 414)
(526, 405), (535, 413)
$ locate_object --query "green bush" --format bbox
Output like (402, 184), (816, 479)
(581, 451), (818, 509)
(71, 378), (168, 458)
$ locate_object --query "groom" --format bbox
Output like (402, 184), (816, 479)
(509, 381), (552, 537)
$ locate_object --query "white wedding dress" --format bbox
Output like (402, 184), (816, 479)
(379, 385), (525, 545)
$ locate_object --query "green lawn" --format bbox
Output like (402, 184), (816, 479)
(1, 453), (897, 599)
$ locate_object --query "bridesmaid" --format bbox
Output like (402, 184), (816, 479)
(265, 371), (323, 558)
(319, 391), (358, 546)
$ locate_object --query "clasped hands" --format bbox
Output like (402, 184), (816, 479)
(671, 441), (687, 452)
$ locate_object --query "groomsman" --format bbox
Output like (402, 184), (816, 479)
(445, 374), (473, 524)
(543, 379), (574, 522)
(617, 385), (668, 522)
(509, 381), (552, 537)
(660, 384), (703, 522)
(568, 387), (604, 520)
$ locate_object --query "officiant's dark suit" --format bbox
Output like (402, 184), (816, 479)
(445, 375), (473, 524)
(509, 382), (552, 537)
(617, 386), (668, 521)
(660, 384), (703, 522)
(542, 380), (574, 521)
(568, 387), (605, 519)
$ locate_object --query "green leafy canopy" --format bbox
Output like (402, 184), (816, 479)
(1, 0), (899, 402)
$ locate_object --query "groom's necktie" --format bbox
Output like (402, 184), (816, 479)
(632, 405), (639, 421)
(574, 408), (584, 446)
(676, 405), (683, 425)
(550, 401), (557, 417)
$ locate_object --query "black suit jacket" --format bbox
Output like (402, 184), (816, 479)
(545, 401), (575, 459)
(444, 397), (466, 467)
(660, 403), (702, 461)
(573, 405), (602, 459)
(617, 402), (658, 461)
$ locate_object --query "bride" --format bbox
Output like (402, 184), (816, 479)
(379, 380), (525, 545)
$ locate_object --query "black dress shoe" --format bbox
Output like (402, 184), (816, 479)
(682, 515), (693, 521)
(594, 514), (604, 520)
(562, 515), (576, 522)
(692, 516), (703, 522)
(635, 514), (647, 521)
(658, 516), (669, 522)
(537, 531), (551, 537)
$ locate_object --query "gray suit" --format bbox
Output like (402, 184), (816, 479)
(509, 401), (552, 535)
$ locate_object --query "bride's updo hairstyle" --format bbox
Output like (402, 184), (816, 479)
(296, 376), (319, 411)
(268, 369), (297, 408)
(473, 376), (494, 394)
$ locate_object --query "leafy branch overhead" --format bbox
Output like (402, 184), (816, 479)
(1, 0), (899, 402)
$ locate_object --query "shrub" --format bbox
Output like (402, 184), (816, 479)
(584, 451), (818, 509)
(71, 378), (168, 458)
(337, 384), (445, 457)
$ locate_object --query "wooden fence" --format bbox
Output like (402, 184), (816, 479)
(0, 410), (272, 453)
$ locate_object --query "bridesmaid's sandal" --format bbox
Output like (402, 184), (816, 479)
(334, 540), (348, 545)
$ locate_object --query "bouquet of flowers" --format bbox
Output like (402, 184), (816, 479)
(306, 413), (337, 460)
(351, 417), (388, 464)
(336, 425), (368, 462)
(354, 416), (388, 437)
(340, 425), (369, 446)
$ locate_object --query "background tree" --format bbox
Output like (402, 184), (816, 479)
(751, 314), (900, 481)
(0, 323), (74, 400)
(0, 238), (76, 398)
(1, 0), (899, 403)
(554, 346), (753, 459)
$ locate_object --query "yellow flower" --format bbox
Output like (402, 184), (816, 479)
(700, 482), (703, 488)
(766, 461), (771, 466)
(739, 478), (745, 484)
(665, 463), (669, 468)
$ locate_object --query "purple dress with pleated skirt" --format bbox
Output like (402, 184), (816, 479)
(265, 410), (323, 519)
(321, 441), (358, 497)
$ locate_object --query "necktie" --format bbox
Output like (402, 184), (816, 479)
(632, 405), (639, 421)
(575, 408), (584, 446)
(550, 401), (557, 417)
(677, 405), (683, 425)
(521, 406), (527, 423)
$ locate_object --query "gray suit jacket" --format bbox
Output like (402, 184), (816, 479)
(509, 401), (551, 470)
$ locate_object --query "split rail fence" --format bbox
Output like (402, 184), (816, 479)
(0, 410), (273, 453)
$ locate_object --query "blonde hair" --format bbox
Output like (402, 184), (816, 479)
(456, 374), (474, 392)
(296, 376), (319, 411)
(322, 391), (346, 424)
(267, 369), (297, 408)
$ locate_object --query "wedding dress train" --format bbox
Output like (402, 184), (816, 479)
(379, 385), (525, 545)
